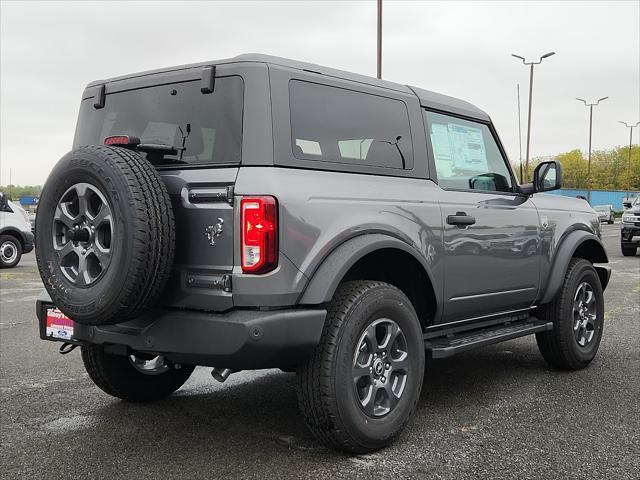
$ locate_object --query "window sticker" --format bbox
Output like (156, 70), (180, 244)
(447, 123), (487, 172)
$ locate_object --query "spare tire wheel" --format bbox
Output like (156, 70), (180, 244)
(36, 145), (175, 326)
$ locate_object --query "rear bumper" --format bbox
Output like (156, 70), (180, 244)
(36, 293), (326, 370)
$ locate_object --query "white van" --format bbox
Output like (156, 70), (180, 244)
(0, 192), (34, 268)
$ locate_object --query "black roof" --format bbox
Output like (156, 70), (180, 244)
(87, 53), (490, 121)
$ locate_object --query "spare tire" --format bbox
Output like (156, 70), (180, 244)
(36, 145), (175, 326)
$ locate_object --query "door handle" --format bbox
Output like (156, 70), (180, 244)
(447, 212), (476, 227)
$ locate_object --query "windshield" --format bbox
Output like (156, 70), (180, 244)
(74, 76), (243, 166)
(594, 206), (609, 212)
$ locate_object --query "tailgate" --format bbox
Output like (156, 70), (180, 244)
(159, 168), (238, 311)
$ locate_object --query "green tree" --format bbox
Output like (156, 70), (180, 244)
(0, 185), (42, 201)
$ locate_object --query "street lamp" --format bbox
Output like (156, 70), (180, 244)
(377, 0), (382, 79)
(619, 120), (640, 202)
(511, 51), (555, 179)
(576, 96), (608, 200)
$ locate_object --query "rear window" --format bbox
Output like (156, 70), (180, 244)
(74, 76), (243, 166)
(289, 80), (412, 169)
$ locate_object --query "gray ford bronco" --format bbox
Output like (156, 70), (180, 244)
(35, 54), (611, 453)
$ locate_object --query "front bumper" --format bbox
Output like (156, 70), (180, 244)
(621, 225), (640, 246)
(36, 293), (326, 370)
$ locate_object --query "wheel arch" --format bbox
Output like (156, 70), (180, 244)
(0, 227), (25, 249)
(298, 233), (440, 328)
(540, 230), (610, 305)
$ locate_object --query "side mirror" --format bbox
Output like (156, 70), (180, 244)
(623, 201), (632, 209)
(519, 160), (562, 195)
(534, 160), (562, 192)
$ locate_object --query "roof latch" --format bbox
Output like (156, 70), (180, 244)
(201, 66), (216, 94)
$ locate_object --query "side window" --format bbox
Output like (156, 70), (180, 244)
(424, 111), (513, 192)
(289, 80), (413, 169)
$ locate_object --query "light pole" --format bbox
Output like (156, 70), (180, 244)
(517, 83), (523, 183)
(377, 0), (382, 79)
(576, 96), (608, 201)
(511, 52), (555, 180)
(619, 120), (639, 202)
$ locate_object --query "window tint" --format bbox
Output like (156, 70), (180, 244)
(289, 80), (412, 169)
(74, 76), (243, 166)
(424, 111), (513, 192)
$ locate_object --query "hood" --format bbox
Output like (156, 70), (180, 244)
(625, 205), (640, 215)
(532, 193), (595, 213)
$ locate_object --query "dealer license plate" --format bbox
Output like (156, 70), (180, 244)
(45, 307), (74, 340)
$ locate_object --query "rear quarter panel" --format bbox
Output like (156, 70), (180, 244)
(233, 167), (444, 306)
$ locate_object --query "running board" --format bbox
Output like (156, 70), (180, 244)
(424, 317), (552, 359)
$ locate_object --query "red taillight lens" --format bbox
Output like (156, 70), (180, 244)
(241, 196), (278, 274)
(104, 135), (131, 146)
(104, 135), (140, 147)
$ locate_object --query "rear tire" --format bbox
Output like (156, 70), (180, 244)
(536, 258), (604, 370)
(297, 281), (424, 453)
(81, 345), (194, 402)
(0, 235), (22, 268)
(621, 245), (637, 256)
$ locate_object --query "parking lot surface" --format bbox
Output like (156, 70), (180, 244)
(1, 223), (638, 479)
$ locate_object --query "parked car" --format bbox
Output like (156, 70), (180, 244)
(34, 54), (610, 453)
(593, 204), (615, 224)
(621, 196), (640, 256)
(0, 192), (34, 268)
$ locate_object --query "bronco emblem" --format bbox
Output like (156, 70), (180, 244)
(205, 218), (224, 246)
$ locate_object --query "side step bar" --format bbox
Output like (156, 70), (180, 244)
(424, 317), (552, 359)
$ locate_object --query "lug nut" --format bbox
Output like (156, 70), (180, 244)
(386, 363), (390, 370)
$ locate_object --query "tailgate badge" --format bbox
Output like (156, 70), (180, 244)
(205, 218), (224, 246)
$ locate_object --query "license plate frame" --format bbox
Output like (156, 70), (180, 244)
(39, 305), (82, 345)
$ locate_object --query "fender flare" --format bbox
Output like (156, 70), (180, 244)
(0, 227), (30, 249)
(298, 233), (439, 306)
(539, 230), (609, 305)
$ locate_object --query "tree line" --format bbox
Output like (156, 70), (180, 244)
(0, 185), (42, 201)
(517, 145), (640, 191)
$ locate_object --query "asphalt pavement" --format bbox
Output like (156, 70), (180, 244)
(1, 223), (638, 479)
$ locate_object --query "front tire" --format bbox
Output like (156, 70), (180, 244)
(621, 245), (637, 256)
(81, 345), (195, 402)
(536, 258), (604, 370)
(297, 281), (425, 453)
(0, 235), (22, 268)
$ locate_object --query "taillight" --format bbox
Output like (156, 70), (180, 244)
(241, 196), (278, 274)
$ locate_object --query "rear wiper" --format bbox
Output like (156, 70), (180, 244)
(136, 144), (189, 164)
(138, 122), (192, 164)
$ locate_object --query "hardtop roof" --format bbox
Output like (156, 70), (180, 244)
(87, 53), (490, 121)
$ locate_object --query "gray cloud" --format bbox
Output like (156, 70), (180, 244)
(1, 0), (638, 184)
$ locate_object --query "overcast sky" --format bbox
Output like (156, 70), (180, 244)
(1, 0), (638, 185)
